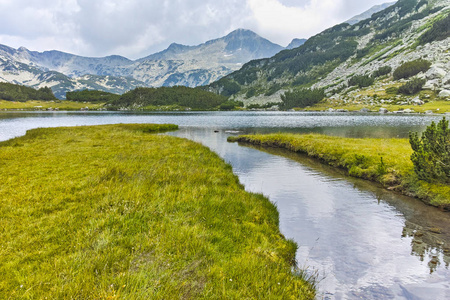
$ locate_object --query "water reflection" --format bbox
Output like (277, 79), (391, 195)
(173, 128), (450, 299)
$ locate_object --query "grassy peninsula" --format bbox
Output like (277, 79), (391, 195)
(0, 124), (314, 299)
(228, 133), (450, 209)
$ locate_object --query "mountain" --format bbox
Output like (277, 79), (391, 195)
(207, 0), (450, 106)
(345, 2), (397, 25)
(286, 38), (307, 50)
(0, 29), (284, 98)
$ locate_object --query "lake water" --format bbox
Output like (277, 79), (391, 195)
(1, 111), (449, 299)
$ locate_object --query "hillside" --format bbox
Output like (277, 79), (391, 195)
(207, 0), (450, 108)
(0, 82), (56, 101)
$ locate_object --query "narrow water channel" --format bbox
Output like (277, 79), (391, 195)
(1, 111), (449, 299)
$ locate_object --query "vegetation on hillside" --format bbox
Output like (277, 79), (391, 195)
(419, 13), (450, 45)
(410, 117), (450, 184)
(393, 59), (431, 80)
(398, 77), (426, 95)
(0, 124), (315, 299)
(229, 132), (450, 208)
(66, 89), (120, 103)
(280, 88), (325, 109)
(0, 82), (56, 101)
(109, 86), (228, 110)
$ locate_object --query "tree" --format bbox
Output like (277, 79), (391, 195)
(409, 117), (450, 183)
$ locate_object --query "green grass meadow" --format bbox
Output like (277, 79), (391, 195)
(228, 133), (450, 209)
(0, 124), (314, 299)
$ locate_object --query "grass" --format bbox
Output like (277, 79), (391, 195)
(0, 100), (105, 110)
(0, 124), (315, 299)
(228, 134), (450, 209)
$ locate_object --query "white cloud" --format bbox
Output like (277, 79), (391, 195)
(0, 0), (394, 59)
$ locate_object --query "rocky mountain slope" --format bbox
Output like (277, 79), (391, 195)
(345, 2), (397, 25)
(0, 29), (283, 98)
(207, 0), (450, 107)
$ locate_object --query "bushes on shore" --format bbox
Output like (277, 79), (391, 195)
(281, 88), (325, 109)
(409, 117), (450, 184)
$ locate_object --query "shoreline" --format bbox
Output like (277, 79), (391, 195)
(228, 133), (450, 210)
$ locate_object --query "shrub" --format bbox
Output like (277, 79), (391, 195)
(409, 117), (450, 183)
(385, 87), (399, 94)
(372, 66), (392, 78)
(219, 100), (243, 110)
(348, 75), (374, 88)
(280, 88), (325, 109)
(393, 59), (431, 80)
(398, 78), (426, 95)
(419, 13), (450, 45)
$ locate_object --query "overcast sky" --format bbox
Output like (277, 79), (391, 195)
(0, 0), (393, 59)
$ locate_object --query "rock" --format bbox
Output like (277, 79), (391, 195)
(425, 67), (447, 80)
(425, 110), (433, 114)
(360, 108), (370, 113)
(423, 80), (438, 90)
(438, 90), (450, 98)
(379, 107), (388, 113)
(336, 109), (349, 112)
(403, 108), (414, 113)
(411, 97), (424, 105)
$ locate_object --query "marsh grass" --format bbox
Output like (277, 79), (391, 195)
(0, 124), (314, 299)
(228, 134), (450, 209)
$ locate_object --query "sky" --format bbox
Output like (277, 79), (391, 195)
(0, 0), (393, 60)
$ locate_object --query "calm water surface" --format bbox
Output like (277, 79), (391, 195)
(1, 111), (449, 299)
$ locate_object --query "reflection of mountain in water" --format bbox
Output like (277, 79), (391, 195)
(240, 142), (450, 275)
(402, 221), (450, 274)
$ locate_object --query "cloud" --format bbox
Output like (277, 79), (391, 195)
(0, 0), (393, 59)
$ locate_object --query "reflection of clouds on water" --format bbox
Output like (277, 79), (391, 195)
(225, 142), (450, 299)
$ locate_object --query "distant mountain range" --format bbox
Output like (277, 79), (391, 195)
(0, 2), (399, 99)
(345, 2), (397, 25)
(0, 29), (290, 98)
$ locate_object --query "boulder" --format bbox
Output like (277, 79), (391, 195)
(438, 90), (450, 99)
(411, 97), (424, 105)
(426, 67), (447, 80)
(379, 107), (388, 113)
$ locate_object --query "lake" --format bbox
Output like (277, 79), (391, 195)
(1, 111), (449, 299)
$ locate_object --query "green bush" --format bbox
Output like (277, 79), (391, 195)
(398, 78), (426, 95)
(372, 66), (392, 78)
(419, 13), (450, 45)
(348, 75), (374, 88)
(66, 90), (120, 102)
(409, 117), (450, 183)
(385, 87), (399, 94)
(219, 100), (244, 110)
(281, 88), (325, 109)
(393, 59), (431, 80)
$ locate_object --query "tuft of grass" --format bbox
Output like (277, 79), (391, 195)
(0, 124), (315, 299)
(228, 134), (450, 209)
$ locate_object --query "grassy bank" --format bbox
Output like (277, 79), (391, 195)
(0, 124), (314, 299)
(303, 100), (450, 114)
(0, 100), (105, 111)
(228, 134), (450, 209)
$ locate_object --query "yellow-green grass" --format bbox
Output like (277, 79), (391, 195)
(305, 100), (450, 113)
(0, 100), (105, 110)
(228, 134), (450, 209)
(0, 124), (314, 299)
